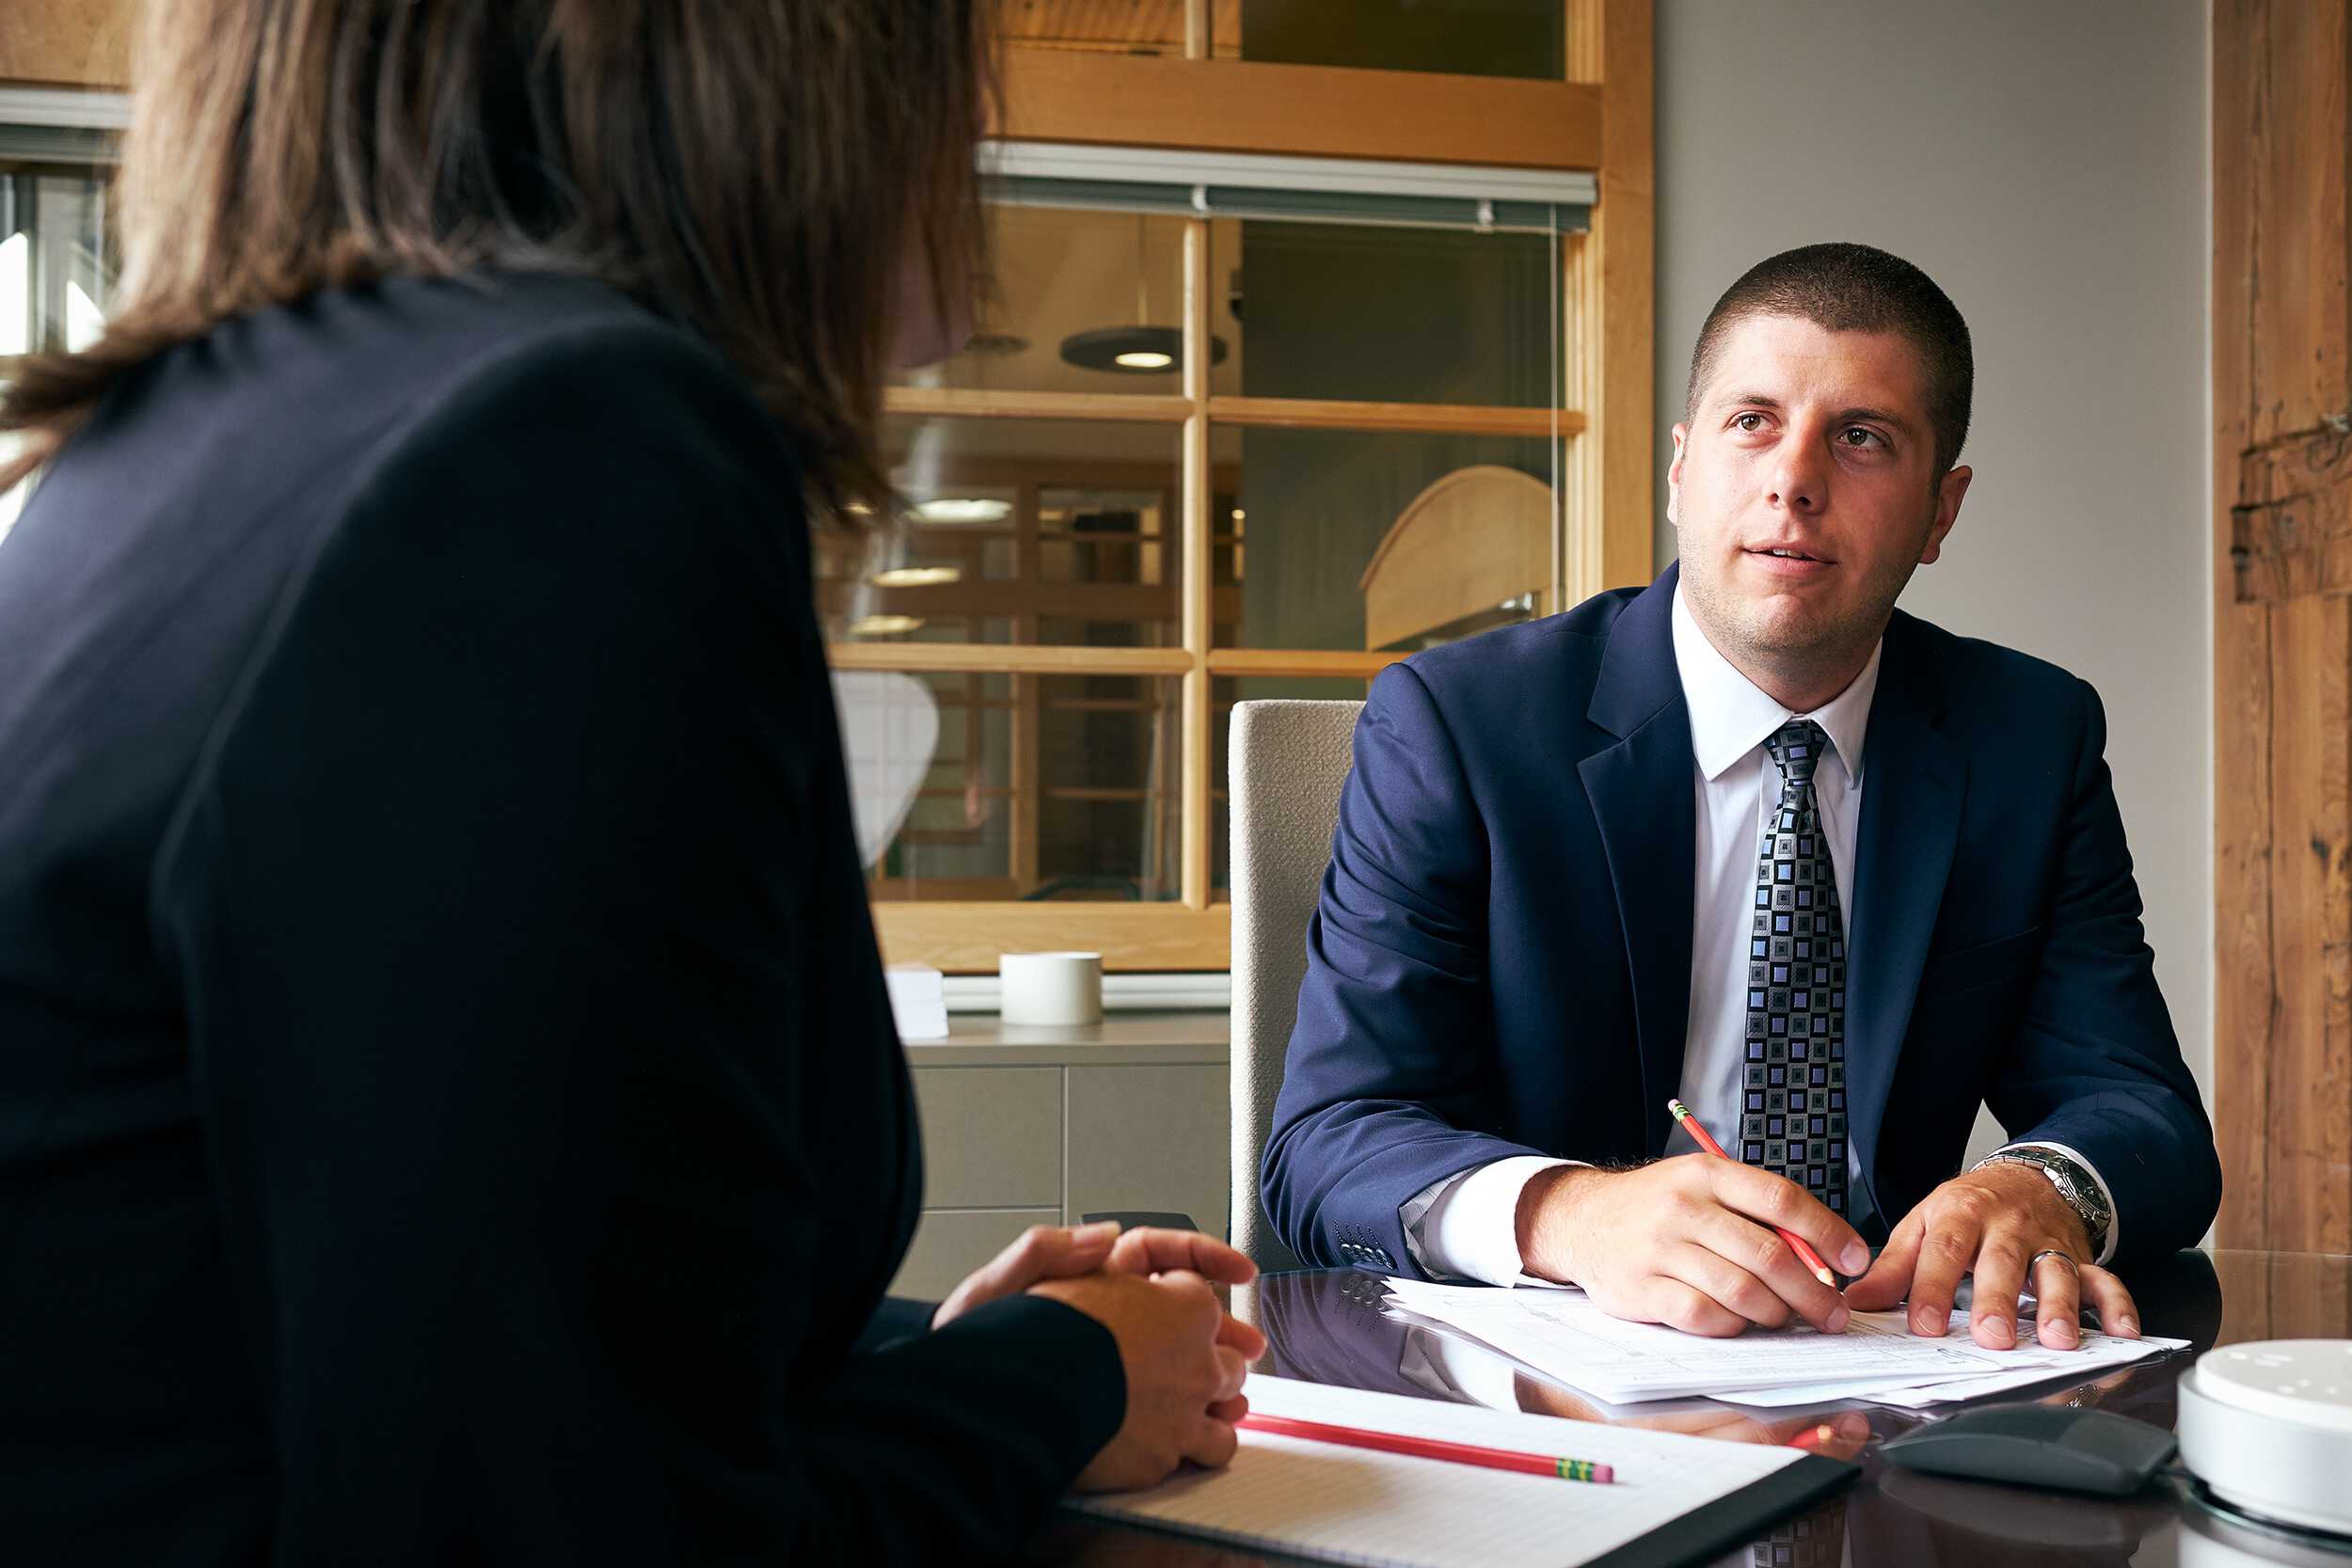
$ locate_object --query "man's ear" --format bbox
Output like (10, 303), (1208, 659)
(1918, 464), (1971, 565)
(1666, 422), (1690, 530)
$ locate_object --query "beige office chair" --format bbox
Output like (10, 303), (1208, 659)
(1228, 699), (1364, 1272)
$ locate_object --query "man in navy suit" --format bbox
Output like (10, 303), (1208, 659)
(1262, 243), (2218, 1352)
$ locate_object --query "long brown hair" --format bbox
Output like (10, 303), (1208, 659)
(0, 0), (993, 515)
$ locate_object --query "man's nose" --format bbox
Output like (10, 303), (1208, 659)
(1767, 432), (1829, 513)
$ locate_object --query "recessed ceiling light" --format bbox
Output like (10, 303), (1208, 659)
(913, 498), (1011, 525)
(848, 613), (925, 637)
(1058, 325), (1229, 375)
(870, 564), (964, 588)
(1232, 509), (1246, 522)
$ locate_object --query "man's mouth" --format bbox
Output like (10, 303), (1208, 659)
(1747, 546), (1835, 564)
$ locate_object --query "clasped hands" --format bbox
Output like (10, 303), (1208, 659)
(1518, 1155), (2138, 1350)
(935, 1221), (1264, 1491)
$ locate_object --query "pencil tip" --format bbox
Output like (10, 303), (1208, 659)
(1815, 1267), (1837, 1289)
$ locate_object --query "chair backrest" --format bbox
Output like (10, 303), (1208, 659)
(1228, 698), (1363, 1271)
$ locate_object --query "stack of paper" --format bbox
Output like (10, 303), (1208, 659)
(882, 962), (948, 1040)
(1382, 1277), (2185, 1409)
(1070, 1374), (1842, 1568)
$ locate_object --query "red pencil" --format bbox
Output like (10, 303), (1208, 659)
(1238, 1413), (1614, 1483)
(1667, 1098), (1842, 1291)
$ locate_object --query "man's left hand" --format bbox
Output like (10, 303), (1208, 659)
(1844, 1164), (2139, 1350)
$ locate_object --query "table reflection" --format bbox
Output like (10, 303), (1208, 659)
(1219, 1251), (2352, 1568)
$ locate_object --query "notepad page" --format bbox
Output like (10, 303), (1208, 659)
(1067, 1376), (1804, 1568)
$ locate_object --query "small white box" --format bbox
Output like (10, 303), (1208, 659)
(882, 963), (949, 1040)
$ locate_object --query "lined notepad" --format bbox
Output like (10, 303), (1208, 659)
(1066, 1376), (1815, 1568)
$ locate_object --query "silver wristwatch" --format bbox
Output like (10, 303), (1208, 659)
(1973, 1147), (2112, 1260)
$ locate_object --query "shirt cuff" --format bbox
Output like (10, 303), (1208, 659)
(1400, 1155), (1581, 1286)
(1995, 1141), (2119, 1266)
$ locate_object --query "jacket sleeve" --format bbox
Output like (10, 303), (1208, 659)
(151, 318), (1121, 1564)
(1984, 678), (2222, 1263)
(1260, 660), (1550, 1276)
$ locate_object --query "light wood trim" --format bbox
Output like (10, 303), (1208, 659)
(1565, 0), (1657, 593)
(873, 901), (1231, 973)
(874, 453), (1233, 493)
(1205, 649), (1399, 679)
(887, 388), (1575, 439)
(1179, 220), (1216, 910)
(828, 579), (1241, 622)
(827, 642), (1194, 676)
(0, 4), (133, 90)
(883, 388), (1193, 423)
(1010, 490), (1043, 894)
(1207, 395), (1579, 439)
(1184, 0), (1210, 59)
(1559, 238), (1603, 605)
(993, 51), (1603, 172)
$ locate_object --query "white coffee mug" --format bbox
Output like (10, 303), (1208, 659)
(999, 951), (1104, 1026)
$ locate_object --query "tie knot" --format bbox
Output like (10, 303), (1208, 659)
(1765, 719), (1831, 788)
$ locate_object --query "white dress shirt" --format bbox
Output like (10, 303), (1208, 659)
(1400, 587), (2117, 1282)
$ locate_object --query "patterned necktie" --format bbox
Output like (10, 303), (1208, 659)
(1741, 719), (1849, 1214)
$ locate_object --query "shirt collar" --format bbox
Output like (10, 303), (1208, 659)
(1669, 584), (1881, 787)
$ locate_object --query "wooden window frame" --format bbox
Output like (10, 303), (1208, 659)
(867, 0), (1653, 972)
(0, 7), (1653, 975)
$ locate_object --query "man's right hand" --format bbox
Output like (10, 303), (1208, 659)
(1516, 1157), (1872, 1336)
(1029, 1268), (1254, 1493)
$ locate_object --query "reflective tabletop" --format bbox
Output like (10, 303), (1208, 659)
(1030, 1250), (2352, 1568)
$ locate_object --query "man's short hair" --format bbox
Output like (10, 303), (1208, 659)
(1684, 243), (1973, 475)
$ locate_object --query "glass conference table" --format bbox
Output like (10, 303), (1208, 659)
(1027, 1250), (2352, 1568)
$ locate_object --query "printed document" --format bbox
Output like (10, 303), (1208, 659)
(1383, 1277), (2182, 1406)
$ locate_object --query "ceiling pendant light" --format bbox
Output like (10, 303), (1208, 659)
(1059, 214), (1227, 376)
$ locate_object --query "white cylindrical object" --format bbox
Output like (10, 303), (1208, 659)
(2177, 1339), (2352, 1540)
(999, 951), (1104, 1026)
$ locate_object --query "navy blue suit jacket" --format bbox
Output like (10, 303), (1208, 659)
(1262, 565), (2219, 1276)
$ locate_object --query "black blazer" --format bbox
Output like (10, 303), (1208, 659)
(0, 273), (1120, 1564)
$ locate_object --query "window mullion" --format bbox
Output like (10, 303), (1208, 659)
(1179, 216), (1215, 911)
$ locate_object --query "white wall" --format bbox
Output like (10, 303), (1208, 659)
(1652, 0), (2215, 1137)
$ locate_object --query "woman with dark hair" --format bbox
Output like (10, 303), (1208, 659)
(0, 4), (1259, 1562)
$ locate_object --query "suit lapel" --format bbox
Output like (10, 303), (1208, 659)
(1579, 569), (1695, 1158)
(1845, 615), (1967, 1200)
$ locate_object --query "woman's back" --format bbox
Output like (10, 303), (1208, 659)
(0, 272), (1066, 1563)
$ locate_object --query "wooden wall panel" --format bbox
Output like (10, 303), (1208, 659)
(0, 0), (132, 89)
(2215, 0), (2352, 1254)
(993, 50), (1603, 171)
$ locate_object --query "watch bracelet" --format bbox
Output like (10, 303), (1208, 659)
(1971, 1148), (2111, 1258)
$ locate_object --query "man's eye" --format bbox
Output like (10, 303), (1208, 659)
(1734, 413), (1765, 433)
(1841, 427), (1881, 448)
